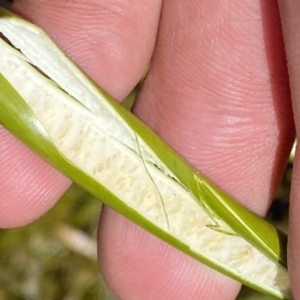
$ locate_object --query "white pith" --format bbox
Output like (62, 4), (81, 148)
(0, 12), (290, 298)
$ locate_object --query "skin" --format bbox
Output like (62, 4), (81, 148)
(0, 0), (299, 299)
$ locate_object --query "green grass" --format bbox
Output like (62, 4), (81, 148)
(0, 184), (115, 300)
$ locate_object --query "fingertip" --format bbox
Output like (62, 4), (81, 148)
(0, 128), (71, 228)
(12, 0), (162, 100)
(98, 207), (240, 300)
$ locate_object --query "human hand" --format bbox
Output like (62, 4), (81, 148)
(0, 1), (297, 299)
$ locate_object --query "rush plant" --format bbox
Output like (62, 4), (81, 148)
(0, 8), (291, 299)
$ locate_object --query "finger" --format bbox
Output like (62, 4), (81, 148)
(12, 0), (161, 99)
(278, 2), (300, 298)
(0, 0), (162, 228)
(98, 1), (294, 299)
(0, 126), (71, 228)
(99, 209), (235, 300)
